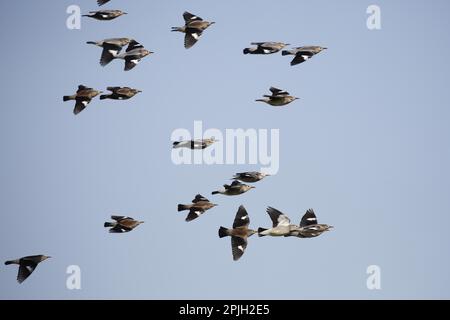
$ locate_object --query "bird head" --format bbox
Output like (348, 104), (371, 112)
(43, 255), (52, 261)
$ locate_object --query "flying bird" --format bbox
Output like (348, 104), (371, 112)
(218, 205), (257, 261)
(97, 0), (111, 6)
(232, 172), (270, 183)
(178, 194), (218, 222)
(171, 11), (215, 49)
(258, 207), (299, 237)
(103, 40), (153, 71)
(243, 42), (289, 55)
(100, 87), (142, 100)
(104, 216), (144, 233)
(255, 87), (299, 107)
(5, 255), (51, 284)
(63, 85), (102, 115)
(172, 137), (217, 150)
(282, 46), (327, 66)
(288, 209), (334, 238)
(212, 181), (255, 196)
(87, 38), (132, 66)
(83, 10), (127, 21)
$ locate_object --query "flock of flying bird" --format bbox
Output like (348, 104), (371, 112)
(5, 1), (333, 284)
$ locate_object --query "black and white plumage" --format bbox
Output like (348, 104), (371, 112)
(218, 205), (257, 261)
(97, 0), (111, 6)
(86, 38), (132, 66)
(172, 138), (217, 150)
(255, 87), (299, 107)
(105, 40), (153, 71)
(232, 171), (270, 183)
(258, 207), (299, 237)
(100, 87), (142, 100)
(83, 10), (127, 21)
(104, 216), (144, 233)
(63, 85), (102, 115)
(212, 181), (255, 196)
(5, 255), (51, 284)
(243, 42), (289, 55)
(171, 11), (215, 49)
(281, 46), (327, 66)
(178, 194), (218, 222)
(288, 209), (334, 238)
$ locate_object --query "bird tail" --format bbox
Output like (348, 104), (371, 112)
(258, 228), (268, 237)
(218, 227), (229, 238)
(63, 95), (75, 102)
(281, 50), (291, 56)
(104, 222), (116, 228)
(171, 26), (184, 32)
(86, 41), (97, 45)
(178, 204), (189, 212)
(99, 95), (109, 100)
(211, 191), (220, 195)
(82, 14), (92, 17)
(4, 260), (18, 265)
(243, 48), (250, 55)
(172, 141), (181, 148)
(255, 99), (266, 103)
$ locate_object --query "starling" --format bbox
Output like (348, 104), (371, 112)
(288, 209), (333, 238)
(178, 194), (218, 222)
(255, 87), (299, 107)
(172, 138), (217, 150)
(232, 172), (270, 183)
(212, 181), (255, 196)
(243, 42), (289, 55)
(281, 46), (327, 66)
(63, 85), (102, 115)
(104, 216), (144, 233)
(5, 255), (51, 284)
(82, 10), (127, 21)
(110, 40), (153, 71)
(218, 205), (257, 261)
(97, 0), (111, 5)
(87, 38), (132, 66)
(171, 11), (215, 49)
(100, 87), (142, 100)
(258, 207), (299, 237)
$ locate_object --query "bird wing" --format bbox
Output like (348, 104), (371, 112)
(237, 172), (258, 179)
(124, 56), (141, 71)
(290, 52), (314, 66)
(126, 40), (144, 52)
(106, 87), (122, 93)
(73, 98), (91, 115)
(97, 0), (110, 6)
(111, 215), (126, 221)
(225, 180), (242, 190)
(267, 207), (291, 227)
(100, 43), (122, 66)
(17, 261), (37, 284)
(231, 236), (248, 261)
(233, 205), (250, 228)
(186, 208), (205, 222)
(184, 31), (202, 49)
(109, 225), (126, 233)
(192, 194), (209, 203)
(300, 209), (318, 227)
(269, 87), (289, 96)
(183, 11), (203, 23)
(77, 85), (90, 92)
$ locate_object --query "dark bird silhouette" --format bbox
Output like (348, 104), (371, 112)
(100, 87), (142, 100)
(255, 87), (299, 107)
(178, 194), (218, 222)
(83, 10), (127, 21)
(243, 42), (289, 55)
(97, 0), (111, 6)
(171, 11), (215, 49)
(287, 209), (334, 238)
(282, 46), (327, 66)
(5, 255), (51, 284)
(232, 171), (270, 183)
(104, 216), (144, 233)
(212, 181), (255, 196)
(63, 85), (102, 115)
(172, 137), (217, 150)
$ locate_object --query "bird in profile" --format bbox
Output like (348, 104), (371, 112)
(5, 255), (51, 284)
(258, 207), (299, 237)
(218, 205), (257, 261)
(232, 172), (270, 183)
(83, 10), (127, 21)
(171, 11), (215, 49)
(86, 38), (132, 66)
(282, 46), (327, 66)
(255, 87), (299, 107)
(97, 0), (111, 5)
(212, 181), (255, 196)
(104, 216), (144, 233)
(172, 137), (217, 150)
(287, 209), (334, 238)
(63, 85), (102, 115)
(178, 194), (218, 222)
(243, 42), (289, 55)
(107, 40), (153, 71)
(100, 87), (142, 100)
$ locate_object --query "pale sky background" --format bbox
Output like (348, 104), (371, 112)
(1, 0), (450, 299)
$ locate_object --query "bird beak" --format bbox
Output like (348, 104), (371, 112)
(251, 186), (256, 189)
(295, 97), (300, 100)
(140, 221), (145, 224)
(285, 43), (291, 46)
(323, 47), (328, 50)
(123, 12), (128, 15)
(213, 204), (219, 207)
(211, 22), (216, 24)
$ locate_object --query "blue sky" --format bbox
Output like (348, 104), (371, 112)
(1, 0), (450, 299)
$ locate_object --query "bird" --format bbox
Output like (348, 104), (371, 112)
(172, 137), (217, 150)
(5, 255), (51, 284)
(287, 209), (334, 238)
(100, 87), (142, 100)
(212, 181), (255, 196)
(104, 216), (144, 233)
(232, 172), (270, 183)
(255, 87), (299, 107)
(86, 38), (132, 66)
(171, 11), (215, 49)
(243, 42), (289, 55)
(218, 205), (257, 261)
(281, 46), (327, 66)
(82, 10), (127, 21)
(109, 40), (153, 71)
(178, 194), (218, 222)
(258, 207), (300, 237)
(97, 0), (111, 6)
(63, 85), (102, 115)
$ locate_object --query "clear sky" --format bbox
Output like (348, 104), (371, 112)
(1, 0), (450, 299)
